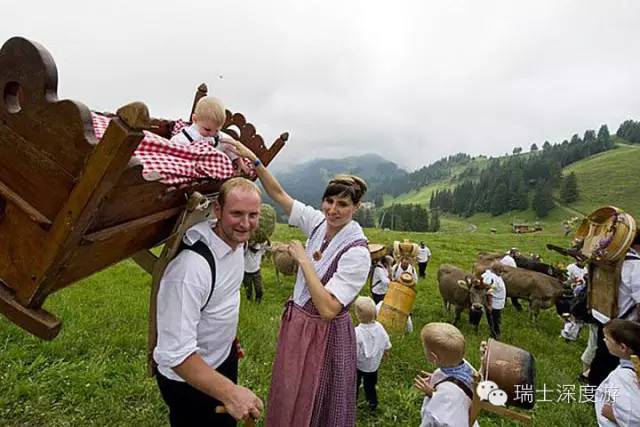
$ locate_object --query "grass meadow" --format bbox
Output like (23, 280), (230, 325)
(0, 225), (600, 426)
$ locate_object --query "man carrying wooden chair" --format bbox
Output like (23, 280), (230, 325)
(151, 177), (263, 426)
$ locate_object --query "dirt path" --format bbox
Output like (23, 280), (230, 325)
(553, 198), (586, 217)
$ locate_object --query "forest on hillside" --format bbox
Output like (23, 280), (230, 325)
(429, 124), (614, 218)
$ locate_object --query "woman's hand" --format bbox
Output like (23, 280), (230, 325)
(220, 137), (258, 162)
(287, 240), (308, 264)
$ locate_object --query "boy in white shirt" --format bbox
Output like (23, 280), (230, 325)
(595, 319), (640, 427)
(414, 322), (479, 427)
(355, 296), (392, 412)
(171, 96), (250, 175)
(482, 262), (507, 340)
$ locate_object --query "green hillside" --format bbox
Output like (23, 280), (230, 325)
(562, 143), (640, 218)
(386, 141), (640, 231)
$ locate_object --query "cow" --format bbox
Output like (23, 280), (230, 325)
(270, 242), (298, 285)
(437, 264), (489, 331)
(474, 254), (563, 322)
(514, 253), (566, 282)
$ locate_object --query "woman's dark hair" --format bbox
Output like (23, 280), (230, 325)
(322, 175), (368, 204)
(604, 318), (640, 356)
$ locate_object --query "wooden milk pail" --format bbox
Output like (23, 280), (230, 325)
(573, 206), (637, 318)
(574, 206), (637, 265)
(378, 273), (416, 332)
(393, 239), (419, 261)
(481, 339), (536, 409)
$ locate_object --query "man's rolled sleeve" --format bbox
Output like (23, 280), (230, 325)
(153, 252), (210, 368)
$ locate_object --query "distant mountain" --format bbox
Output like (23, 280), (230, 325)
(271, 154), (407, 208)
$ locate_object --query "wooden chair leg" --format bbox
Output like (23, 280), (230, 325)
(0, 281), (61, 340)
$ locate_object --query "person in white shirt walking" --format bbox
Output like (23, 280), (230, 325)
(153, 178), (263, 426)
(243, 241), (268, 303)
(416, 242), (432, 279)
(482, 262), (507, 340)
(354, 296), (392, 412)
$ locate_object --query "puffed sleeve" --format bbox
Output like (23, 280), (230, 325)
(288, 200), (326, 237)
(324, 246), (371, 306)
(153, 251), (212, 368)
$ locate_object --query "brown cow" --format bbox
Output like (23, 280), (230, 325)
(474, 254), (563, 322)
(270, 242), (298, 285)
(437, 264), (489, 331)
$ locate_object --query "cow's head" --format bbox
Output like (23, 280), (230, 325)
(457, 276), (489, 312)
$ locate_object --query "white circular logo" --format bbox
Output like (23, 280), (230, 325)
(488, 389), (508, 407)
(476, 380), (498, 400)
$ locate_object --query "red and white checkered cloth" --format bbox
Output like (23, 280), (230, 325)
(91, 113), (256, 185)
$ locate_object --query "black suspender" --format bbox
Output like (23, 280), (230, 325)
(182, 128), (220, 147)
(181, 128), (194, 143)
(178, 241), (216, 311)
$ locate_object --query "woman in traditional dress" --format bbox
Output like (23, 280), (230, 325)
(227, 140), (371, 427)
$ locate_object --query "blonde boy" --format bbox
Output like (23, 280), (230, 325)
(595, 319), (640, 426)
(171, 96), (249, 174)
(354, 296), (391, 412)
(414, 322), (478, 427)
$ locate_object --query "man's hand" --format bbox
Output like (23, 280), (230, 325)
(222, 385), (264, 421)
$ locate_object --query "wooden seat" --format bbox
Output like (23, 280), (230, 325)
(0, 36), (288, 340)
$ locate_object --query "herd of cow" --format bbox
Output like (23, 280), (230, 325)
(268, 241), (569, 330)
(438, 253), (567, 330)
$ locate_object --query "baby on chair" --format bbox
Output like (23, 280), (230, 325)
(171, 95), (251, 175)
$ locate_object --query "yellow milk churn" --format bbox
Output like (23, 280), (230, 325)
(378, 272), (416, 332)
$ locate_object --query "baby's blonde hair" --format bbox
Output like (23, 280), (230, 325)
(420, 322), (465, 366)
(194, 96), (226, 126)
(354, 296), (376, 323)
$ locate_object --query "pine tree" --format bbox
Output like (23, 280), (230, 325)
(430, 208), (441, 232)
(532, 182), (555, 217)
(530, 143), (539, 152)
(560, 172), (579, 203)
(597, 124), (612, 150)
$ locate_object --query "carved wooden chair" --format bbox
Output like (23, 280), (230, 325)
(0, 36), (288, 340)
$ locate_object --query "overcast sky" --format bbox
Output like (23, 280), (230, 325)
(4, 1), (640, 171)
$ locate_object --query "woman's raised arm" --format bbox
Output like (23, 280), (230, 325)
(223, 139), (294, 216)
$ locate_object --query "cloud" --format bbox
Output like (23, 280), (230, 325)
(3, 1), (639, 170)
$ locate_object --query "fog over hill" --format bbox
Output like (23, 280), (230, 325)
(269, 154), (407, 208)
